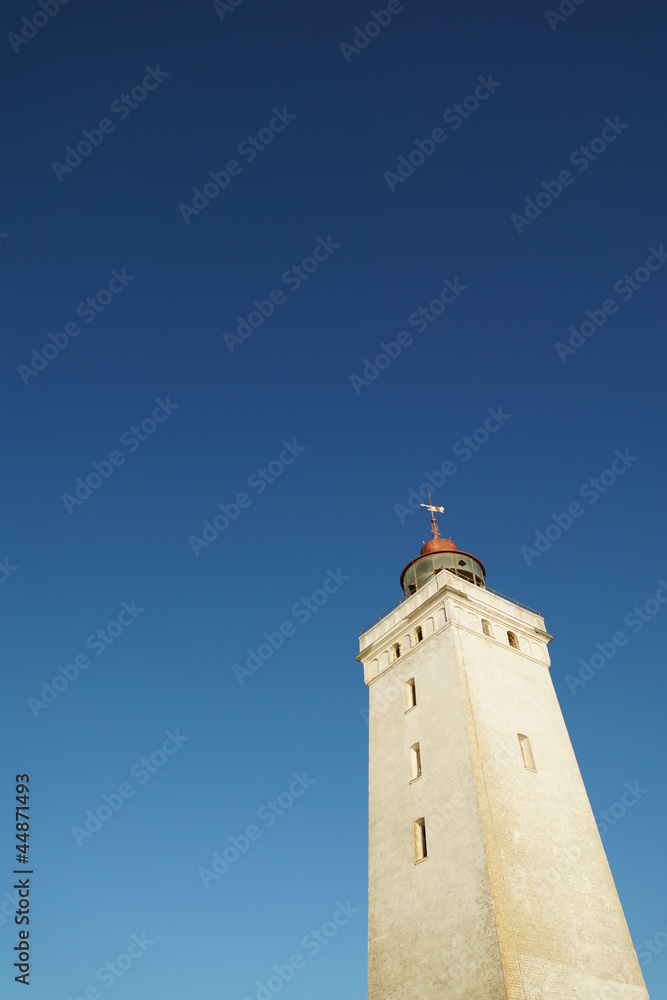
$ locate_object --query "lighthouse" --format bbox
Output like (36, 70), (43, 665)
(357, 506), (650, 998)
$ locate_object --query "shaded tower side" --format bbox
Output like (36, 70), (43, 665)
(454, 595), (649, 998)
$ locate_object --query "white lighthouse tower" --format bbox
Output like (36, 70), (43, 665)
(357, 506), (650, 998)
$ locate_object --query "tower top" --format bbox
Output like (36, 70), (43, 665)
(400, 495), (486, 597)
(419, 490), (445, 541)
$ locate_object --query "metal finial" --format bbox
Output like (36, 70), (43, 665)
(420, 490), (445, 540)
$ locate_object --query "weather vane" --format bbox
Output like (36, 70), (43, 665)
(420, 490), (445, 540)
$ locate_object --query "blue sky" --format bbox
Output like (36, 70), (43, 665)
(2, 0), (666, 996)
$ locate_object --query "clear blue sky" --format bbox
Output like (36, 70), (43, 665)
(2, 0), (666, 996)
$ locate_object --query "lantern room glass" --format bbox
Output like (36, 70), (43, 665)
(402, 551), (485, 597)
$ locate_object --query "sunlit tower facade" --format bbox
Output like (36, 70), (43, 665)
(356, 507), (650, 998)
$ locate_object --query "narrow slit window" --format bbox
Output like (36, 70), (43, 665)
(413, 626), (423, 645)
(409, 743), (422, 781)
(507, 631), (519, 649)
(405, 678), (416, 711)
(414, 818), (427, 861)
(391, 642), (401, 662)
(518, 733), (537, 771)
(481, 619), (491, 637)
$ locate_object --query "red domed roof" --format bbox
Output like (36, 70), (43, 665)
(421, 537), (457, 555)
